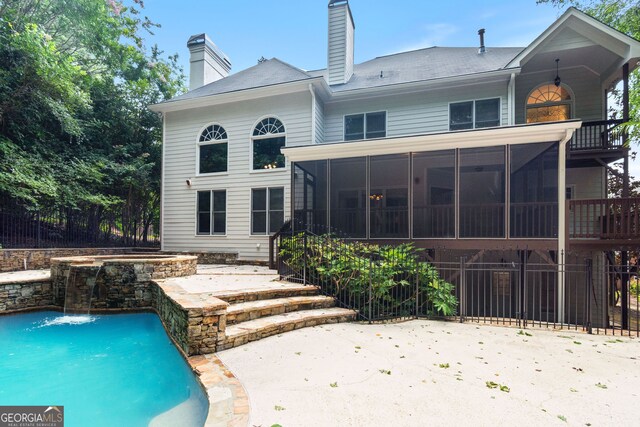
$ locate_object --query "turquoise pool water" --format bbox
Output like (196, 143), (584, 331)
(0, 311), (208, 427)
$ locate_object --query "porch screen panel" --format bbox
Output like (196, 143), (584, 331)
(370, 154), (409, 238)
(510, 142), (558, 238)
(459, 147), (505, 238)
(412, 150), (455, 238)
(293, 161), (328, 232)
(330, 157), (367, 237)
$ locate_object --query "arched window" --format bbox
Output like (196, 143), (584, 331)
(526, 84), (572, 123)
(252, 117), (286, 170)
(198, 124), (228, 174)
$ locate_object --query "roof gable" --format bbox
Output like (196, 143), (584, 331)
(506, 7), (640, 68)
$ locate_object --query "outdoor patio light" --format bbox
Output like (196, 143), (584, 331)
(554, 58), (561, 87)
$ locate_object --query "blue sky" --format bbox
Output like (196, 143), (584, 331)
(140, 0), (639, 177)
(142, 0), (563, 74)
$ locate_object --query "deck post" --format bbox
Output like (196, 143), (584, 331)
(621, 62), (630, 329)
(557, 130), (571, 324)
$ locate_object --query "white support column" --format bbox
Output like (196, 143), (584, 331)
(557, 129), (574, 324)
(508, 73), (516, 125)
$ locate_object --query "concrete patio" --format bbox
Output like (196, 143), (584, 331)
(218, 320), (640, 427)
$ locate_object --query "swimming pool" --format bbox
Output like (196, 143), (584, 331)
(0, 311), (208, 427)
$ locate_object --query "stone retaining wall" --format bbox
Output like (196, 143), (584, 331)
(154, 281), (228, 355)
(50, 255), (197, 309)
(0, 280), (54, 312)
(0, 248), (137, 272)
(162, 251), (238, 265)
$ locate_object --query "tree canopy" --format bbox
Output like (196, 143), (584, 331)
(0, 0), (184, 241)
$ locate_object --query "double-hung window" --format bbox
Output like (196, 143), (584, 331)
(251, 187), (284, 234)
(449, 98), (500, 130)
(344, 111), (386, 140)
(198, 124), (228, 174)
(196, 190), (226, 235)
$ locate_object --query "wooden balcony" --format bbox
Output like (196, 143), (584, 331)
(568, 119), (626, 166)
(568, 197), (640, 249)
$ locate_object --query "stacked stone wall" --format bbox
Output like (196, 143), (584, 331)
(0, 280), (54, 312)
(162, 251), (238, 265)
(0, 248), (136, 272)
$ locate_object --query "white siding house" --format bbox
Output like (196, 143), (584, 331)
(151, 2), (640, 263)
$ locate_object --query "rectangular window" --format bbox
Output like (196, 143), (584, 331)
(475, 98), (500, 128)
(199, 143), (228, 174)
(459, 147), (505, 238)
(449, 101), (473, 130)
(251, 187), (285, 234)
(344, 112), (386, 141)
(253, 137), (285, 170)
(450, 98), (500, 130)
(197, 191), (211, 235)
(197, 190), (226, 235)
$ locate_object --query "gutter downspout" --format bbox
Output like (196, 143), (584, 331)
(309, 84), (317, 144)
(508, 73), (516, 125)
(557, 128), (574, 325)
(160, 112), (166, 251)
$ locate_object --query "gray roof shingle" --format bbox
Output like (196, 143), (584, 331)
(307, 47), (523, 91)
(170, 58), (312, 102)
(166, 46), (523, 103)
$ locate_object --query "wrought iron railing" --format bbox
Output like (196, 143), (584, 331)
(273, 229), (639, 335)
(0, 200), (159, 249)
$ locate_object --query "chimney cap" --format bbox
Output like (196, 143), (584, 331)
(187, 33), (231, 69)
(187, 33), (211, 47)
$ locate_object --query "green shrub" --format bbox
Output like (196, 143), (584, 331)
(279, 234), (457, 318)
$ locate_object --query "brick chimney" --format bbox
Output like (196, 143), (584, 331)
(187, 33), (231, 91)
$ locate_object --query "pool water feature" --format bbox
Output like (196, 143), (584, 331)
(0, 311), (208, 427)
(63, 264), (102, 314)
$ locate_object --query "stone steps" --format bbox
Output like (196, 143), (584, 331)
(214, 283), (319, 304)
(226, 295), (336, 325)
(221, 307), (356, 350)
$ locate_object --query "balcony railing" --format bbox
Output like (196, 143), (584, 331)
(568, 197), (639, 240)
(570, 119), (625, 151)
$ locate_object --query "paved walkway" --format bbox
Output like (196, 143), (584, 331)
(218, 320), (640, 427)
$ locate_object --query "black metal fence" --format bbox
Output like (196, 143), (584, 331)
(0, 199), (159, 249)
(274, 228), (639, 336)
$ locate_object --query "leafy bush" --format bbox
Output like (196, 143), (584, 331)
(279, 233), (457, 318)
